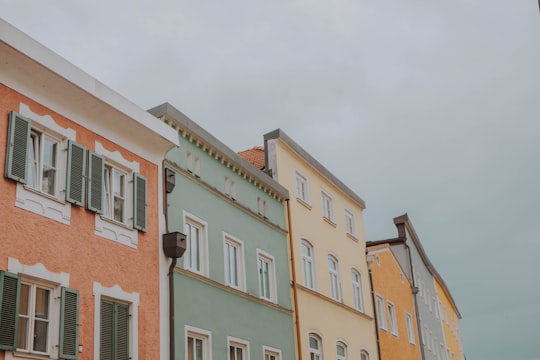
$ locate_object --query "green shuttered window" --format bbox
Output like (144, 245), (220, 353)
(59, 287), (80, 359)
(100, 299), (129, 360)
(5, 111), (31, 183)
(87, 151), (104, 214)
(0, 271), (20, 350)
(66, 141), (87, 206)
(133, 173), (147, 232)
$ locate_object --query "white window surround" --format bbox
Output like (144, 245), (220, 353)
(294, 169), (310, 204)
(257, 249), (277, 303)
(387, 301), (398, 336)
(93, 282), (139, 360)
(351, 268), (364, 312)
(406, 312), (416, 345)
(344, 209), (356, 237)
(183, 211), (209, 276)
(300, 239), (316, 290)
(93, 141), (140, 248)
(320, 190), (334, 222)
(336, 340), (348, 360)
(185, 325), (212, 360)
(223, 233), (245, 291)
(328, 254), (341, 301)
(360, 349), (370, 360)
(263, 345), (281, 360)
(6, 258), (69, 360)
(308, 332), (323, 360)
(227, 336), (250, 360)
(376, 295), (387, 331)
(15, 103), (75, 225)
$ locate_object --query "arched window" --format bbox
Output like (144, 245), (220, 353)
(301, 240), (315, 289)
(328, 255), (341, 301)
(309, 333), (323, 360)
(351, 269), (364, 311)
(336, 341), (348, 360)
(360, 350), (370, 360)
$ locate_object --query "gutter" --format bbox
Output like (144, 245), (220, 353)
(367, 256), (382, 360)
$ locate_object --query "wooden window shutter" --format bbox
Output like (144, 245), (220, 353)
(5, 111), (31, 183)
(133, 173), (147, 232)
(59, 287), (79, 359)
(86, 151), (104, 214)
(66, 141), (86, 206)
(115, 303), (129, 360)
(0, 271), (20, 350)
(100, 299), (114, 360)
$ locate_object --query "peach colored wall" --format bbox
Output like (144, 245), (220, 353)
(0, 85), (161, 359)
(434, 278), (464, 360)
(368, 244), (422, 360)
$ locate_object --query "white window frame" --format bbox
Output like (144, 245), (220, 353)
(351, 269), (364, 312)
(387, 301), (398, 336)
(257, 249), (277, 303)
(406, 312), (416, 345)
(223, 233), (245, 291)
(308, 333), (323, 360)
(294, 170), (310, 204)
(376, 295), (387, 331)
(224, 176), (236, 199)
(360, 349), (370, 360)
(6, 258), (69, 360)
(300, 240), (316, 289)
(94, 141), (140, 248)
(336, 341), (348, 360)
(257, 197), (268, 217)
(328, 255), (341, 301)
(227, 336), (249, 360)
(263, 345), (281, 360)
(14, 103), (75, 225)
(321, 190), (334, 222)
(183, 211), (209, 276)
(344, 209), (356, 237)
(93, 282), (139, 360)
(185, 325), (212, 360)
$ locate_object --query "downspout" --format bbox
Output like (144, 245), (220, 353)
(286, 199), (303, 360)
(366, 256), (382, 360)
(168, 257), (177, 360)
(405, 242), (425, 360)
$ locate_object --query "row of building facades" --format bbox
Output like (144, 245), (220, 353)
(0, 19), (464, 360)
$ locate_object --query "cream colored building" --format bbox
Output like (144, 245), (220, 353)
(256, 129), (378, 360)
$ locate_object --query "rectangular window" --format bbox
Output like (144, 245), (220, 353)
(301, 241), (315, 289)
(257, 251), (276, 302)
(100, 299), (130, 360)
(328, 256), (341, 301)
(103, 165), (127, 223)
(376, 295), (387, 331)
(321, 191), (334, 221)
(224, 177), (237, 199)
(228, 338), (249, 360)
(184, 214), (208, 276)
(224, 235), (244, 290)
(388, 302), (398, 336)
(406, 313), (415, 344)
(295, 171), (309, 203)
(257, 197), (267, 217)
(344, 209), (356, 236)
(17, 282), (52, 354)
(28, 130), (59, 196)
(263, 346), (281, 360)
(186, 328), (210, 360)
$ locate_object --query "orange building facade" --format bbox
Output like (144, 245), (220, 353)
(367, 242), (422, 360)
(0, 20), (177, 360)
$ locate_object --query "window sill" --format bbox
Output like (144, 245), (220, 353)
(6, 350), (52, 360)
(23, 184), (65, 204)
(95, 214), (138, 248)
(16, 183), (71, 225)
(346, 233), (359, 241)
(323, 217), (337, 227)
(296, 197), (312, 210)
(99, 215), (133, 231)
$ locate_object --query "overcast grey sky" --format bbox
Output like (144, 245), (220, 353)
(1, 1), (540, 358)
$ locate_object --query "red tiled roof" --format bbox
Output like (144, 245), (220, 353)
(238, 146), (265, 170)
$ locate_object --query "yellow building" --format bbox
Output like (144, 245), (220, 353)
(367, 242), (422, 360)
(434, 277), (464, 360)
(242, 129), (378, 360)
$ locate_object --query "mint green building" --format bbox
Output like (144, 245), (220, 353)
(149, 103), (294, 360)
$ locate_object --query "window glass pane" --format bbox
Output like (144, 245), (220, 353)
(309, 336), (318, 349)
(42, 137), (57, 195)
(16, 317), (29, 349)
(33, 320), (48, 352)
(337, 344), (345, 356)
(19, 284), (30, 315)
(103, 167), (111, 218)
(35, 288), (50, 319)
(28, 134), (38, 188)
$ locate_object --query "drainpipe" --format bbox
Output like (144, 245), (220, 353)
(366, 255), (382, 360)
(168, 258), (177, 360)
(286, 199), (303, 360)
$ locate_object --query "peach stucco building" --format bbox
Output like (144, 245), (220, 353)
(0, 20), (178, 360)
(241, 129), (379, 360)
(366, 242), (422, 360)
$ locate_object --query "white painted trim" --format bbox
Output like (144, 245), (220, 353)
(182, 211), (209, 276)
(185, 325), (213, 360)
(262, 345), (282, 360)
(8, 257), (69, 287)
(227, 336), (250, 360)
(222, 232), (246, 291)
(93, 282), (139, 360)
(256, 249), (278, 303)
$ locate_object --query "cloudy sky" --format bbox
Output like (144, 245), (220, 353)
(2, 0), (539, 358)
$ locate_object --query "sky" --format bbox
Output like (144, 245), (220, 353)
(1, 0), (540, 358)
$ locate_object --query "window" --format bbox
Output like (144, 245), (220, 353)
(186, 327), (211, 360)
(336, 342), (348, 360)
(257, 250), (276, 302)
(406, 313), (415, 344)
(351, 270), (364, 312)
(187, 152), (200, 177)
(388, 302), (398, 336)
(184, 213), (208, 276)
(5, 108), (81, 224)
(308, 334), (322, 360)
(103, 165), (127, 223)
(0, 261), (79, 360)
(360, 350), (370, 360)
(257, 197), (267, 217)
(263, 346), (281, 360)
(224, 234), (245, 290)
(344, 210), (356, 236)
(321, 191), (334, 221)
(225, 176), (237, 199)
(228, 337), (249, 360)
(328, 255), (341, 301)
(100, 299), (130, 360)
(376, 295), (387, 331)
(301, 240), (315, 289)
(295, 170), (309, 203)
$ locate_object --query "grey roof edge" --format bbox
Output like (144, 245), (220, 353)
(264, 128), (366, 208)
(148, 103), (289, 200)
(393, 213), (463, 319)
